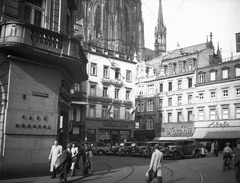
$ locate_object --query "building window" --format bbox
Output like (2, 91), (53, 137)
(159, 98), (163, 108)
(178, 80), (182, 90)
(222, 106), (229, 119)
(73, 83), (81, 92)
(236, 88), (240, 98)
(168, 82), (172, 91)
(102, 106), (108, 118)
(103, 87), (108, 97)
(199, 74), (205, 83)
(115, 89), (119, 99)
(138, 85), (144, 96)
(236, 106), (240, 119)
(24, 0), (44, 27)
(199, 93), (204, 100)
(168, 112), (172, 122)
(177, 111), (182, 122)
(125, 108), (131, 120)
(188, 95), (192, 104)
(147, 100), (154, 111)
(164, 65), (168, 75)
(236, 67), (240, 77)
(188, 78), (192, 88)
(210, 108), (216, 120)
(222, 69), (229, 79)
(90, 84), (96, 96)
(148, 84), (154, 95)
(126, 90), (130, 100)
(103, 65), (109, 78)
(168, 98), (172, 106)
(114, 107), (119, 119)
(188, 111), (193, 121)
(159, 83), (163, 92)
(73, 108), (77, 121)
(146, 118), (154, 130)
(223, 89), (228, 99)
(115, 68), (121, 80)
(210, 91), (216, 100)
(126, 70), (132, 82)
(198, 109), (204, 121)
(188, 62), (192, 71)
(177, 96), (182, 105)
(210, 71), (216, 81)
(91, 63), (97, 76)
(89, 105), (95, 118)
(140, 100), (144, 112)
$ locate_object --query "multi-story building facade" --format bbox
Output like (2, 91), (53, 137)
(74, 0), (145, 144)
(135, 36), (217, 141)
(193, 55), (240, 149)
(0, 0), (88, 179)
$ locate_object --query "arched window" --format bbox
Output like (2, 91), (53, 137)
(94, 5), (101, 39)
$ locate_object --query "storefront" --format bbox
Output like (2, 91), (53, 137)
(154, 122), (194, 141)
(86, 120), (134, 144)
(192, 120), (240, 150)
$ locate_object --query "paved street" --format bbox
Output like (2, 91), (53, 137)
(0, 153), (235, 183)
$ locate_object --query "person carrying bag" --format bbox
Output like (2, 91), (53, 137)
(145, 144), (163, 183)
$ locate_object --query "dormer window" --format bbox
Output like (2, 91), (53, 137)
(235, 64), (240, 77)
(222, 66), (229, 79)
(198, 71), (205, 83)
(210, 69), (217, 81)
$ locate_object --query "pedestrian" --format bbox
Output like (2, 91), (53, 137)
(56, 143), (72, 183)
(48, 140), (62, 178)
(75, 141), (83, 169)
(211, 141), (215, 156)
(214, 141), (219, 157)
(232, 139), (240, 183)
(70, 143), (78, 177)
(145, 143), (163, 183)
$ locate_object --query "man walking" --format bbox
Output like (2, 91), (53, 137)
(145, 143), (163, 183)
(48, 140), (62, 178)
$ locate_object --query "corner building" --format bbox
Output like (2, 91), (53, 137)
(0, 0), (88, 179)
(74, 0), (145, 144)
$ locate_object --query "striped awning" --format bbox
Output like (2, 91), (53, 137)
(192, 127), (240, 139)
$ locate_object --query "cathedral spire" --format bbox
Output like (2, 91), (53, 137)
(154, 0), (166, 57)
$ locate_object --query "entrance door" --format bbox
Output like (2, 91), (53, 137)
(58, 110), (69, 149)
(112, 130), (119, 145)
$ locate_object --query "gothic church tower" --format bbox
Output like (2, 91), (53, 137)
(154, 0), (166, 57)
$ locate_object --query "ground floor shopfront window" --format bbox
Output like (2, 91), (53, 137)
(99, 129), (130, 144)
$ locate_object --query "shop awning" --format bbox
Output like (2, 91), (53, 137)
(71, 101), (88, 105)
(153, 136), (192, 141)
(192, 127), (240, 139)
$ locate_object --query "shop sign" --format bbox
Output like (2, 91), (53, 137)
(32, 92), (48, 98)
(207, 121), (230, 128)
(103, 122), (128, 128)
(161, 122), (194, 137)
(166, 126), (193, 136)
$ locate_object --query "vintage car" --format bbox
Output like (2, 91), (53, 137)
(166, 139), (207, 160)
(140, 141), (169, 158)
(92, 142), (109, 155)
(131, 142), (149, 157)
(117, 142), (134, 156)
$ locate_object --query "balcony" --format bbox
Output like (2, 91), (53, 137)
(88, 96), (113, 103)
(101, 78), (123, 87)
(0, 21), (88, 82)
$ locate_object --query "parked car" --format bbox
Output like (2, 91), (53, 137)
(198, 141), (212, 155)
(92, 142), (109, 155)
(105, 144), (120, 156)
(167, 139), (207, 160)
(131, 142), (149, 157)
(140, 141), (166, 158)
(118, 142), (134, 156)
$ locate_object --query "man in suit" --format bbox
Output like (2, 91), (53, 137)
(145, 143), (163, 183)
(56, 143), (72, 183)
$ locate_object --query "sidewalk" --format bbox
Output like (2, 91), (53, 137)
(0, 171), (90, 183)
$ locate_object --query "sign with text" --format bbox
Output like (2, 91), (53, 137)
(161, 122), (194, 137)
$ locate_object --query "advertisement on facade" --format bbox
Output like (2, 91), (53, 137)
(161, 122), (194, 137)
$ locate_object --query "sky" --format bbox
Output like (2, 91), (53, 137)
(141, 0), (240, 59)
